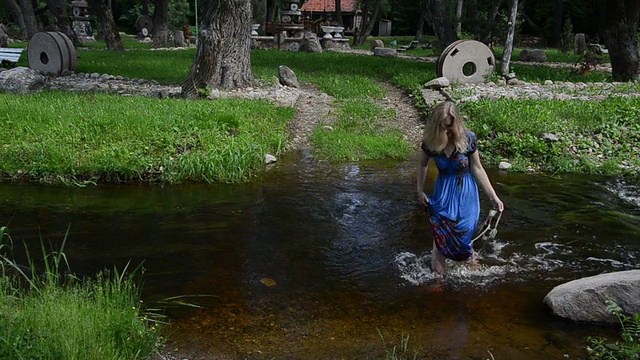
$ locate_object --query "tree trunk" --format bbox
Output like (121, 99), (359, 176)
(267, 0), (276, 22)
(427, 0), (457, 49)
(152, 0), (169, 47)
(87, 0), (124, 51)
(4, 0), (28, 39)
(335, 0), (343, 26)
(43, 0), (79, 42)
(182, 0), (254, 98)
(551, 0), (562, 47)
(522, 11), (544, 40)
(415, 2), (426, 41)
(501, 0), (518, 75)
(14, 0), (39, 39)
(455, 0), (463, 35)
(355, 0), (371, 45)
(479, 0), (501, 45)
(599, 0), (640, 81)
(142, 0), (149, 16)
(466, 0), (478, 37)
(355, 0), (381, 46)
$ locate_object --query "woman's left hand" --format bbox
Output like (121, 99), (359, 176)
(491, 196), (504, 212)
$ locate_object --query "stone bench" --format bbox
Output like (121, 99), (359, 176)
(0, 48), (25, 65)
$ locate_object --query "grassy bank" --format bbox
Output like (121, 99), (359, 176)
(0, 226), (163, 359)
(463, 98), (640, 177)
(4, 36), (639, 182)
(0, 92), (293, 183)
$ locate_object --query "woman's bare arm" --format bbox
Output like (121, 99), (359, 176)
(417, 151), (430, 206)
(470, 151), (504, 211)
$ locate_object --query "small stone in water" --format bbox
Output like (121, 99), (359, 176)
(260, 278), (276, 287)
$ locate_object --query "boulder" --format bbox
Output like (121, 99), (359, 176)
(0, 28), (8, 47)
(544, 270), (640, 324)
(0, 66), (45, 94)
(300, 31), (322, 53)
(519, 49), (547, 62)
(370, 39), (384, 52)
(373, 47), (397, 58)
(278, 65), (299, 88)
(174, 30), (187, 48)
(424, 77), (450, 89)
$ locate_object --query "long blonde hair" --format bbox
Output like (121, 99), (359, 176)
(423, 101), (469, 154)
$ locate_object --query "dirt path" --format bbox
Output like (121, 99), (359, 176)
(287, 81), (424, 151)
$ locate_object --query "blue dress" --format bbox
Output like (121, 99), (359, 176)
(422, 131), (480, 261)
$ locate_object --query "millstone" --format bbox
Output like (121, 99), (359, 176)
(136, 15), (154, 34)
(28, 32), (71, 76)
(437, 39), (464, 77)
(51, 31), (77, 72)
(438, 39), (495, 84)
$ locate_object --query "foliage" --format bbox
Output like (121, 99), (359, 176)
(560, 18), (574, 53)
(586, 297), (640, 360)
(0, 227), (164, 359)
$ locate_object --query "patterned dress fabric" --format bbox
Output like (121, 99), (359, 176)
(422, 131), (480, 261)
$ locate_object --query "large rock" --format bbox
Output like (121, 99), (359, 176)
(278, 65), (299, 88)
(519, 49), (547, 62)
(373, 47), (397, 58)
(300, 31), (322, 53)
(0, 66), (45, 94)
(370, 39), (384, 52)
(0, 28), (8, 47)
(174, 30), (187, 47)
(544, 270), (640, 324)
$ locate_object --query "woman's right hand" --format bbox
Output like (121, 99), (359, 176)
(417, 191), (429, 206)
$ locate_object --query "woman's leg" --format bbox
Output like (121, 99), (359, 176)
(431, 240), (447, 275)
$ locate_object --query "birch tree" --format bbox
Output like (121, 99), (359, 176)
(501, 0), (518, 76)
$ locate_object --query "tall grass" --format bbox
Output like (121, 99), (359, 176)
(0, 92), (293, 183)
(0, 226), (164, 359)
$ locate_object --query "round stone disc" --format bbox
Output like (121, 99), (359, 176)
(437, 39), (464, 78)
(438, 39), (495, 84)
(51, 31), (77, 72)
(136, 15), (154, 34)
(28, 32), (67, 76)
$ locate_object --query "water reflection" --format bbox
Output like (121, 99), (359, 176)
(0, 151), (639, 358)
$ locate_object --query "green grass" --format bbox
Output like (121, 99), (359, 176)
(0, 226), (163, 360)
(0, 92), (293, 183)
(6, 35), (639, 181)
(312, 95), (411, 161)
(461, 98), (640, 177)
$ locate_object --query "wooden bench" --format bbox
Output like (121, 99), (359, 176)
(0, 48), (25, 66)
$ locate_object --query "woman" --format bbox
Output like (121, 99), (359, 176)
(416, 101), (504, 275)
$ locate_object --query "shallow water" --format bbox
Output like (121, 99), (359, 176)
(1, 150), (638, 359)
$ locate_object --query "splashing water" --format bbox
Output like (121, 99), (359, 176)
(605, 178), (640, 207)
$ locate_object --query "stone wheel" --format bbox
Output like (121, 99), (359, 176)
(51, 32), (77, 72)
(437, 39), (495, 84)
(28, 31), (75, 76)
(136, 15), (154, 34)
